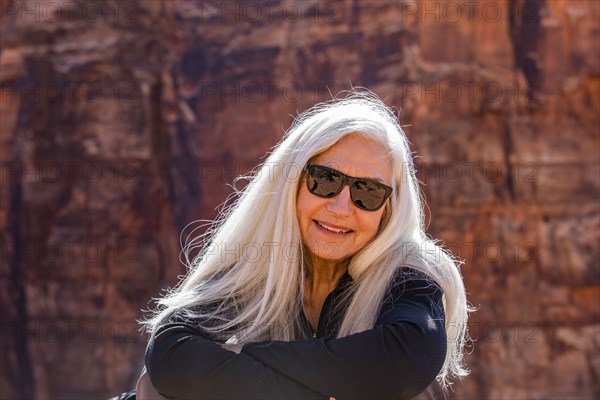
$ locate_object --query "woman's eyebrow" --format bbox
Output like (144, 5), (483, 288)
(354, 173), (386, 183)
(318, 162), (387, 183)
(354, 172), (385, 183)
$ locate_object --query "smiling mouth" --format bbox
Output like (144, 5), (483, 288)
(315, 220), (353, 234)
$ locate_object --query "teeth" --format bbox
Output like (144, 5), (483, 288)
(317, 221), (351, 234)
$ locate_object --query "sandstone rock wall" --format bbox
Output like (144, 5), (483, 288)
(1, 1), (598, 398)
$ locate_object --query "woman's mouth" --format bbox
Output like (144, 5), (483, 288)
(314, 220), (353, 235)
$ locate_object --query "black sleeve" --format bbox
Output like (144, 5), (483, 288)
(145, 321), (327, 399)
(241, 276), (447, 400)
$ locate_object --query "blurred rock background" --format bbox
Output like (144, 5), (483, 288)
(1, 0), (598, 398)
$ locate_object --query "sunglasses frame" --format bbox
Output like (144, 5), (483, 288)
(304, 163), (393, 211)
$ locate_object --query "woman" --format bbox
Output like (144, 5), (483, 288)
(137, 91), (471, 399)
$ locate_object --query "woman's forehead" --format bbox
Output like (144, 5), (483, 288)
(312, 136), (392, 182)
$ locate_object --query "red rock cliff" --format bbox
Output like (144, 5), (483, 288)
(1, 1), (598, 398)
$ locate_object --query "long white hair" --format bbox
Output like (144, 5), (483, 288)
(143, 90), (471, 389)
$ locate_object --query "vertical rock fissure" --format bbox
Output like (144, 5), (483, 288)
(172, 119), (201, 233)
(7, 145), (35, 398)
(509, 0), (544, 101)
(150, 67), (168, 283)
(502, 118), (516, 202)
(505, 0), (545, 203)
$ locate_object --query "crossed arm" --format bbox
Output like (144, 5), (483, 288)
(143, 277), (446, 399)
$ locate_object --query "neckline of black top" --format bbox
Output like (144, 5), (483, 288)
(300, 271), (354, 339)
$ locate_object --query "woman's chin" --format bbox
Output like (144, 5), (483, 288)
(306, 247), (352, 266)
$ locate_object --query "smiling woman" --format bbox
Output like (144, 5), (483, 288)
(131, 90), (471, 400)
(298, 137), (394, 333)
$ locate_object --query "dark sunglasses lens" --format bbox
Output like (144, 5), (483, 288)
(351, 180), (388, 211)
(307, 166), (344, 197)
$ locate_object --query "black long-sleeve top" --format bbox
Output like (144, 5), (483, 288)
(145, 269), (447, 399)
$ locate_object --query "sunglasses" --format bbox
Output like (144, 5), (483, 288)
(304, 164), (393, 211)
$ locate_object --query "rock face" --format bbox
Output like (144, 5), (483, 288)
(1, 1), (598, 398)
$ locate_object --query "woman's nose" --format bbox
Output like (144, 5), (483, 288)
(325, 185), (354, 215)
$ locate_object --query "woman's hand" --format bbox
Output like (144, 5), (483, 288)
(221, 342), (243, 353)
(136, 368), (168, 400)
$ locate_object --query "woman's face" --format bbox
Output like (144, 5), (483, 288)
(297, 135), (393, 268)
